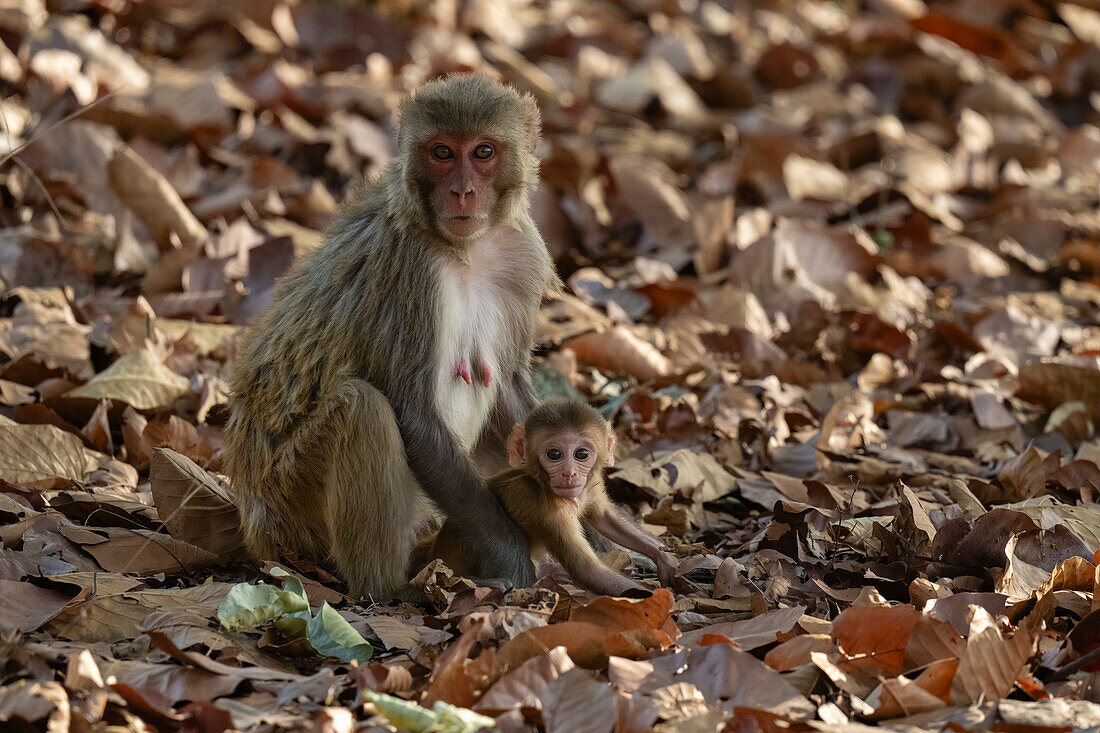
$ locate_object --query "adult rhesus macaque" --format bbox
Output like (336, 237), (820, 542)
(224, 74), (560, 600)
(412, 399), (679, 596)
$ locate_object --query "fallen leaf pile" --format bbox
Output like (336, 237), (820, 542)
(1, 0), (1099, 730)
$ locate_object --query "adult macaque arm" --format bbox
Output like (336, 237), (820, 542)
(396, 401), (535, 587)
(587, 506), (678, 587)
(473, 369), (539, 475)
(541, 516), (645, 597)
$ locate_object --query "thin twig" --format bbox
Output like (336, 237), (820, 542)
(0, 89), (117, 168)
(1046, 647), (1100, 682)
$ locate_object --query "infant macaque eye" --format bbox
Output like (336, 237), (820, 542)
(431, 144), (454, 160)
(546, 448), (562, 460)
(574, 447), (590, 460)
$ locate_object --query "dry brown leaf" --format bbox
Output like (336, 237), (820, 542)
(539, 667), (616, 733)
(65, 350), (190, 410)
(949, 608), (1038, 705)
(0, 680), (70, 731)
(611, 449), (736, 503)
(150, 448), (244, 559)
(0, 423), (98, 489)
(120, 316), (239, 357)
(679, 605), (805, 649)
(865, 675), (946, 720)
(1018, 362), (1100, 420)
(59, 524), (217, 574)
(833, 604), (920, 678)
(108, 145), (207, 251)
(673, 643), (816, 717)
(565, 326), (671, 381)
(0, 578), (84, 632)
(764, 634), (834, 672)
(904, 614), (966, 669)
(476, 646), (574, 713)
(48, 582), (229, 643)
(144, 417), (214, 466)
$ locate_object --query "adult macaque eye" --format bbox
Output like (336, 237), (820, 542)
(546, 448), (562, 460)
(431, 144), (454, 160)
(574, 447), (590, 460)
(473, 143), (494, 160)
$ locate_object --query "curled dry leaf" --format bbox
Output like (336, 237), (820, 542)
(150, 448), (245, 559)
(0, 681), (70, 731)
(564, 325), (672, 381)
(949, 607), (1039, 705)
(108, 145), (207, 251)
(782, 155), (851, 202)
(865, 675), (946, 720)
(475, 646), (574, 713)
(611, 449), (736, 502)
(121, 315), (240, 356)
(1018, 361), (1100, 421)
(764, 634), (834, 672)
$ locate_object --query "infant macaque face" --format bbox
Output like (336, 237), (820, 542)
(535, 430), (599, 499)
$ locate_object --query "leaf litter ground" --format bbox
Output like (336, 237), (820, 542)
(1, 0), (1100, 731)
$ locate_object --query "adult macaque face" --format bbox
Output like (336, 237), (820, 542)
(424, 135), (502, 239)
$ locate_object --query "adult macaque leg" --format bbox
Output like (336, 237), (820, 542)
(588, 510), (678, 587)
(300, 380), (422, 599)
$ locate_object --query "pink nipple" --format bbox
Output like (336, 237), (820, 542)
(454, 359), (472, 385)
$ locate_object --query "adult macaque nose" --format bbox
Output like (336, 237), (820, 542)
(451, 178), (475, 205)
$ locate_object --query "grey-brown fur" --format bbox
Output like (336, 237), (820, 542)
(224, 74), (560, 599)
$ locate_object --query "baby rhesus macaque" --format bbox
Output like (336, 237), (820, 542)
(412, 399), (678, 596)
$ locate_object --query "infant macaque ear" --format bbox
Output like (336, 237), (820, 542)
(507, 424), (527, 469)
(605, 431), (616, 468)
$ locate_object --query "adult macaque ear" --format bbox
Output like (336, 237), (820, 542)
(507, 424), (527, 469)
(605, 431), (616, 468)
(521, 93), (541, 152)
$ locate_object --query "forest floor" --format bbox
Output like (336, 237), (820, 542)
(1, 0), (1100, 731)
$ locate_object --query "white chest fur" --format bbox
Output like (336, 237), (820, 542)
(433, 230), (522, 450)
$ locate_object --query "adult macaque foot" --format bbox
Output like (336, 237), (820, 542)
(391, 584), (431, 606)
(474, 577), (513, 591)
(620, 586), (654, 599)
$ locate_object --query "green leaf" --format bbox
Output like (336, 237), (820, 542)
(269, 565), (308, 600)
(273, 611), (310, 643)
(532, 360), (584, 401)
(870, 230), (893, 253)
(431, 701), (496, 733)
(218, 567), (371, 662)
(361, 692), (496, 733)
(217, 580), (309, 632)
(306, 602), (372, 663)
(363, 692), (436, 732)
